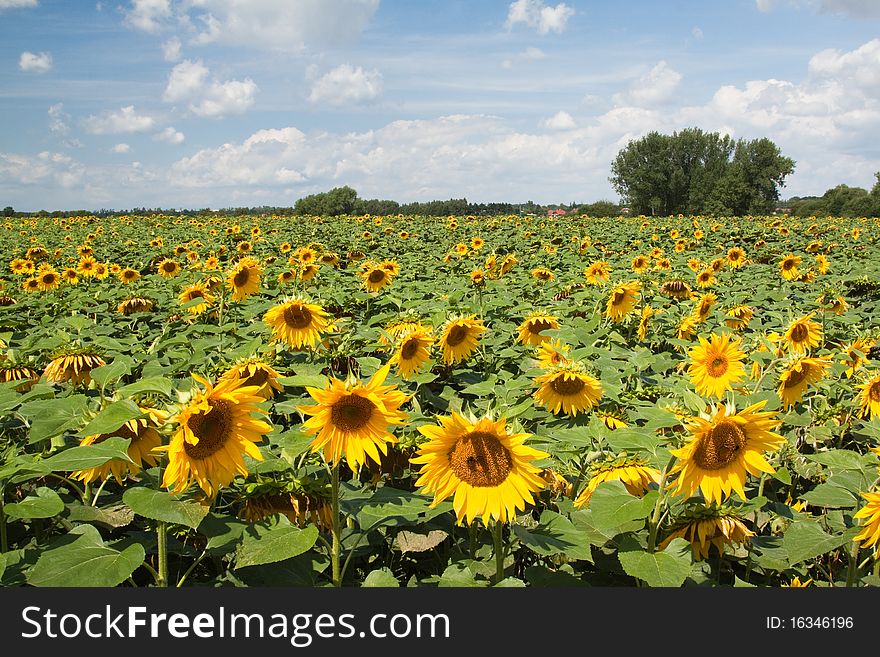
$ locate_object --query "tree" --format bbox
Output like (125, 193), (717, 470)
(2, 206), (13, 217)
(609, 128), (795, 216)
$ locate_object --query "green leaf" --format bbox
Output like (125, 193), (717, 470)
(618, 537), (692, 587)
(122, 487), (210, 530)
(117, 376), (174, 398)
(512, 510), (594, 562)
(588, 481), (656, 532)
(805, 450), (869, 471)
(20, 395), (89, 444)
(65, 502), (135, 528)
(0, 552), (6, 582)
(603, 429), (662, 455)
(27, 525), (145, 587)
(40, 436), (134, 472)
(354, 487), (451, 530)
(4, 487), (64, 520)
(494, 577), (526, 587)
(89, 357), (133, 389)
(437, 563), (486, 587)
(234, 524), (319, 569)
(362, 568), (400, 587)
(278, 374), (329, 389)
(77, 400), (145, 438)
(783, 521), (854, 566)
(800, 484), (857, 509)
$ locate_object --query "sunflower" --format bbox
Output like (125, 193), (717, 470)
(777, 356), (830, 409)
(668, 400), (784, 505)
(726, 247), (746, 269)
(531, 267), (554, 282)
(227, 257), (262, 302)
(44, 349), (107, 386)
(573, 456), (660, 508)
(263, 297), (332, 350)
(77, 255), (99, 278)
(155, 258), (180, 278)
(535, 339), (571, 368)
(380, 259), (401, 276)
(470, 268), (485, 286)
(815, 254), (830, 274)
(637, 305), (655, 341)
(632, 255), (650, 273)
(0, 364), (40, 391)
(238, 487), (333, 533)
(117, 296), (155, 315)
(533, 364), (603, 416)
(439, 316), (485, 365)
(390, 327), (434, 379)
(784, 577), (813, 587)
(659, 505), (753, 560)
(687, 333), (746, 399)
(499, 254), (518, 276)
(660, 279), (692, 300)
(203, 256), (221, 270)
(72, 408), (165, 485)
(598, 409), (629, 430)
(411, 412), (548, 525)
(378, 317), (424, 348)
(118, 267), (140, 284)
(779, 253), (802, 280)
(92, 262), (109, 280)
(61, 268), (78, 285)
(857, 372), (880, 418)
(517, 312), (560, 346)
(724, 305), (754, 330)
(361, 264), (393, 292)
(36, 269), (60, 291)
(177, 281), (214, 315)
(584, 260), (611, 285)
(696, 269), (715, 288)
(278, 270), (295, 285)
(160, 374), (271, 498)
(320, 252), (340, 267)
(783, 313), (822, 353)
(218, 358), (283, 399)
(841, 337), (874, 377)
(299, 362), (408, 471)
(853, 490), (880, 557)
(693, 291), (717, 323)
(605, 281), (640, 322)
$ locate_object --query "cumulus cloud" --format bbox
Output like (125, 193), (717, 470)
(505, 0), (575, 35)
(613, 60), (683, 106)
(19, 51), (52, 73)
(162, 59), (256, 117)
(540, 110), (576, 130)
(154, 126), (185, 144)
(123, 0), (172, 33)
(112, 143), (131, 153)
(0, 150), (83, 189)
(186, 0), (379, 51)
(308, 64), (382, 106)
(161, 36), (181, 61)
(83, 106), (155, 134)
(692, 26), (704, 39)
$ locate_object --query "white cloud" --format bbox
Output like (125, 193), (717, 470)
(0, 0), (38, 8)
(162, 36), (181, 62)
(0, 150), (83, 189)
(19, 51), (53, 73)
(186, 0), (379, 51)
(308, 64), (382, 106)
(755, 0), (880, 17)
(501, 46), (546, 68)
(505, 0), (575, 35)
(48, 103), (68, 135)
(540, 110), (576, 130)
(692, 26), (704, 40)
(112, 143), (131, 153)
(83, 106), (155, 134)
(808, 38), (880, 88)
(123, 0), (172, 33)
(154, 126), (185, 144)
(613, 60), (682, 106)
(162, 59), (256, 117)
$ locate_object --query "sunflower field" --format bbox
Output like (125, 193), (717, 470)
(1, 211), (879, 589)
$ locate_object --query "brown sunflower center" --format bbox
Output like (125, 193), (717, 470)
(694, 420), (747, 470)
(612, 290), (626, 306)
(790, 323), (809, 343)
(400, 337), (421, 360)
(283, 304), (313, 329)
(243, 368), (270, 388)
(868, 382), (880, 402)
(233, 269), (251, 287)
(528, 319), (553, 335)
(782, 259), (796, 270)
(550, 374), (585, 396)
(330, 394), (375, 432)
(368, 269), (387, 284)
(445, 324), (469, 347)
(706, 356), (728, 378)
(449, 431), (512, 487)
(162, 262), (176, 272)
(184, 399), (232, 460)
(187, 290), (204, 300)
(784, 365), (809, 388)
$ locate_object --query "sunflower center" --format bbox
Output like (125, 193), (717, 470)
(184, 400), (232, 460)
(283, 305), (313, 329)
(528, 319), (554, 335)
(244, 368), (270, 387)
(188, 290), (204, 300)
(449, 431), (512, 487)
(869, 382), (880, 402)
(400, 337), (421, 360)
(330, 394), (375, 432)
(612, 290), (626, 305)
(790, 323), (809, 343)
(784, 365), (809, 388)
(694, 420), (747, 470)
(162, 263), (176, 272)
(783, 259), (795, 270)
(706, 356), (728, 377)
(368, 269), (386, 283)
(550, 375), (585, 396)
(445, 324), (469, 347)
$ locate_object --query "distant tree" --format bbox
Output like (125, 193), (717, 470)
(578, 200), (620, 217)
(2, 206), (13, 217)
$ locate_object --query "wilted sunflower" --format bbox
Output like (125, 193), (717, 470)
(238, 486), (332, 532)
(783, 313), (822, 353)
(584, 260), (611, 285)
(227, 257), (262, 302)
(535, 339), (571, 368)
(817, 293), (848, 315)
(118, 296), (155, 315)
(361, 264), (393, 292)
(178, 281), (215, 315)
(598, 409), (629, 430)
(531, 267), (554, 282)
(44, 349), (106, 385)
(320, 252), (340, 267)
(517, 312), (560, 346)
(160, 375), (271, 498)
(659, 505), (753, 560)
(660, 279), (692, 300)
(605, 281), (640, 322)
(533, 364), (603, 416)
(0, 363), (40, 391)
(668, 400), (784, 505)
(687, 333), (746, 399)
(779, 253), (802, 280)
(857, 372), (880, 418)
(156, 258), (181, 278)
(573, 456), (660, 508)
(218, 358), (283, 399)
(724, 305), (755, 330)
(299, 362), (408, 471)
(390, 326), (434, 379)
(777, 356), (830, 409)
(439, 316), (485, 365)
(853, 490), (880, 557)
(412, 412), (548, 525)
(72, 408), (166, 485)
(263, 297), (332, 350)
(499, 254), (518, 276)
(693, 291), (718, 323)
(637, 305), (655, 341)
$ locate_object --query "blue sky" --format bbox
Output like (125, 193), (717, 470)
(1, 0), (879, 210)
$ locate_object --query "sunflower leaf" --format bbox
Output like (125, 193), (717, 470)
(77, 399), (145, 438)
(89, 356), (133, 389)
(117, 376), (174, 398)
(512, 510), (594, 562)
(783, 521), (858, 566)
(122, 487), (210, 530)
(588, 481), (656, 532)
(234, 524), (319, 569)
(19, 395), (89, 444)
(362, 567), (400, 587)
(4, 486), (64, 520)
(799, 483), (858, 508)
(40, 436), (134, 471)
(618, 537), (692, 587)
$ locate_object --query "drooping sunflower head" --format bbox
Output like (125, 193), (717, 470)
(299, 362), (409, 471)
(783, 313), (822, 354)
(517, 311), (560, 346)
(598, 408), (629, 430)
(605, 281), (640, 322)
(533, 363), (603, 417)
(660, 279), (692, 300)
(724, 304), (755, 330)
(298, 263), (320, 282)
(156, 258), (181, 278)
(263, 297), (332, 350)
(218, 358), (284, 399)
(659, 504), (754, 560)
(857, 372), (880, 419)
(390, 326), (434, 379)
(117, 295), (155, 315)
(531, 267), (554, 282)
(0, 363), (40, 391)
(668, 400), (784, 505)
(584, 260), (611, 285)
(777, 356), (830, 409)
(412, 412), (549, 525)
(573, 455), (660, 508)
(439, 315), (485, 365)
(535, 339), (571, 369)
(237, 481), (333, 533)
(687, 332), (747, 399)
(693, 291), (718, 323)
(840, 336), (875, 377)
(72, 409), (164, 485)
(227, 256), (263, 302)
(43, 347), (107, 386)
(178, 281), (215, 315)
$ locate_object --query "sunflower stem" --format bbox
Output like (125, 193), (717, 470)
(647, 455), (677, 553)
(0, 491), (8, 554)
(330, 464), (342, 588)
(492, 521), (504, 583)
(157, 521), (168, 588)
(91, 477), (110, 507)
(845, 539), (860, 587)
(176, 549), (207, 588)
